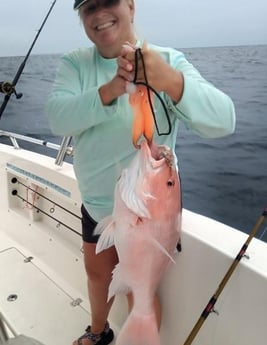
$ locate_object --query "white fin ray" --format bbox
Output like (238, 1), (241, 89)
(95, 216), (115, 254)
(108, 264), (131, 301)
(151, 238), (176, 264)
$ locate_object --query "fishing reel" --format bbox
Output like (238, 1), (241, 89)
(0, 81), (23, 99)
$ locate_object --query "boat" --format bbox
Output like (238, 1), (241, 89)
(0, 130), (266, 345)
(1, 3), (267, 343)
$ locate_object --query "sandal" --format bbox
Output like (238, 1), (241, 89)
(77, 322), (114, 345)
(176, 238), (182, 252)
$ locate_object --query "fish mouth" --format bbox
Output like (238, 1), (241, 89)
(140, 140), (175, 168)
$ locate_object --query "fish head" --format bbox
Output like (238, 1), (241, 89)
(118, 140), (181, 220)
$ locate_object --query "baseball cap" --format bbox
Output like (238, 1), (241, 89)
(74, 0), (89, 10)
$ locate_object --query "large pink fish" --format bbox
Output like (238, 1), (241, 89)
(95, 140), (182, 345)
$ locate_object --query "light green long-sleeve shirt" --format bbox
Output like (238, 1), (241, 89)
(47, 44), (235, 221)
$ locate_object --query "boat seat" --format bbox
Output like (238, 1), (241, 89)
(2, 335), (45, 345)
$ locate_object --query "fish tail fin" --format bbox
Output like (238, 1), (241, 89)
(116, 311), (160, 345)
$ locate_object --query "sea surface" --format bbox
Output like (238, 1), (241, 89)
(0, 44), (267, 242)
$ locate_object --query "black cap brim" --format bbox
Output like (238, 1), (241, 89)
(74, 0), (89, 10)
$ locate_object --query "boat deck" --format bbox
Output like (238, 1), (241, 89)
(0, 246), (88, 343)
(0, 219), (93, 345)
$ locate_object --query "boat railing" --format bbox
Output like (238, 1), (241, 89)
(0, 130), (73, 166)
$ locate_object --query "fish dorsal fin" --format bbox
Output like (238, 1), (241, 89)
(95, 216), (115, 254)
(151, 239), (176, 264)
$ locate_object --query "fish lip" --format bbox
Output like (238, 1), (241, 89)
(140, 140), (170, 168)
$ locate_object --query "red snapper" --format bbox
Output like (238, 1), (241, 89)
(95, 140), (182, 345)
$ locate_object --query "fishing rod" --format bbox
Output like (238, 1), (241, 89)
(0, 0), (57, 119)
(182, 207), (267, 345)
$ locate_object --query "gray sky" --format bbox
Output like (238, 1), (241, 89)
(0, 0), (266, 56)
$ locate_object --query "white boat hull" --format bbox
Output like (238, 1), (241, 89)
(0, 143), (266, 345)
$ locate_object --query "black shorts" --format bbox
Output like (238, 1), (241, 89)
(81, 204), (100, 243)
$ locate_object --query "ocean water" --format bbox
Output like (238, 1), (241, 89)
(0, 44), (267, 242)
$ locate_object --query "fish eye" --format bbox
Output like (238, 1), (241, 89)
(167, 179), (175, 187)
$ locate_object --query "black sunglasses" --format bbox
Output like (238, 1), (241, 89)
(79, 0), (120, 15)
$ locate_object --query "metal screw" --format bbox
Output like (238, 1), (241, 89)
(71, 298), (83, 307)
(24, 256), (34, 263)
(7, 294), (18, 302)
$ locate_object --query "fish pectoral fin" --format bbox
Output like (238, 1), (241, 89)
(108, 264), (131, 301)
(94, 216), (113, 235)
(151, 239), (176, 264)
(95, 216), (115, 254)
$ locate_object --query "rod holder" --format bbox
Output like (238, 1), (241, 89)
(55, 136), (73, 166)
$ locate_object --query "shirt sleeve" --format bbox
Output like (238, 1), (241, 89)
(165, 50), (236, 138)
(46, 52), (118, 136)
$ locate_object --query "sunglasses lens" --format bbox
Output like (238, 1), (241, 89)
(102, 0), (120, 7)
(82, 0), (120, 15)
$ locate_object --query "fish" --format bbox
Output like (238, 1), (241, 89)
(95, 139), (182, 345)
